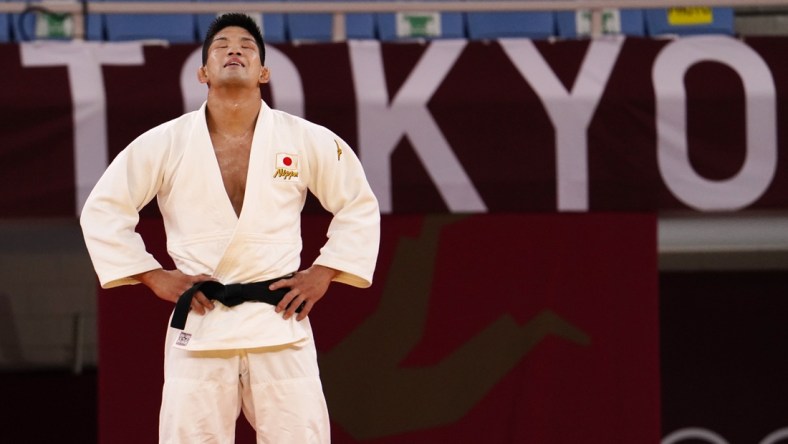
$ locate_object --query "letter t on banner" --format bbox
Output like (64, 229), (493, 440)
(21, 42), (145, 216)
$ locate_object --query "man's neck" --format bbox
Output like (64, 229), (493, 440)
(205, 88), (262, 136)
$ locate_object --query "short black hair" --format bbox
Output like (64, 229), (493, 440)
(202, 13), (265, 66)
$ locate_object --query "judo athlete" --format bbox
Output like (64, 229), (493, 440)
(80, 13), (380, 444)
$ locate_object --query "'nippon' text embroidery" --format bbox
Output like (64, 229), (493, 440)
(273, 168), (299, 180)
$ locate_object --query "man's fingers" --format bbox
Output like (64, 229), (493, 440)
(277, 289), (310, 320)
(276, 290), (298, 314)
(295, 300), (314, 322)
(197, 292), (214, 309)
(283, 295), (303, 320)
(190, 299), (205, 315)
(269, 276), (295, 291)
(190, 290), (213, 315)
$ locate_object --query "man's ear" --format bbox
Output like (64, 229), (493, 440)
(197, 65), (209, 84)
(259, 66), (271, 85)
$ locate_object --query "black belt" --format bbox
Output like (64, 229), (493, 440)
(170, 275), (301, 330)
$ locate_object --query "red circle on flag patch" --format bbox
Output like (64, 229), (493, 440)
(283, 157), (292, 166)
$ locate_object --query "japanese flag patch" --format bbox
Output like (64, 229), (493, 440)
(273, 152), (300, 181)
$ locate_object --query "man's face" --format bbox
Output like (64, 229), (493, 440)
(200, 26), (267, 88)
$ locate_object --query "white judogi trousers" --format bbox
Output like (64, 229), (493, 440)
(159, 323), (330, 444)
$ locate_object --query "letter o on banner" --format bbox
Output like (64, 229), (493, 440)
(653, 36), (777, 211)
(662, 427), (728, 444)
(762, 427), (788, 444)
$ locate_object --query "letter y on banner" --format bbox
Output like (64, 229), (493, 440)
(501, 37), (623, 212)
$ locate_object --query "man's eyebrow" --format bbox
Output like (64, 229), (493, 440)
(211, 36), (257, 45)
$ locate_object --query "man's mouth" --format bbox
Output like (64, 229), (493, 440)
(224, 59), (244, 67)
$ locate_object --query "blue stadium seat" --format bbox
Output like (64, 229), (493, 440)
(8, 0), (103, 41)
(103, 0), (196, 43)
(197, 1), (286, 44)
(0, 11), (9, 43)
(286, 0), (375, 41)
(466, 11), (555, 40)
(83, 11), (105, 40)
(376, 11), (463, 41)
(645, 7), (734, 36)
(557, 9), (645, 38)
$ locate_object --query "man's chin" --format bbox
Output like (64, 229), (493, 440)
(211, 77), (258, 89)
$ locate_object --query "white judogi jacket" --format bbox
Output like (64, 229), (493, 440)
(81, 101), (380, 351)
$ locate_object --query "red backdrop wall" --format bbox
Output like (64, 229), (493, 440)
(98, 213), (659, 443)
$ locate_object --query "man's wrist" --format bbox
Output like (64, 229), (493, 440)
(132, 268), (164, 287)
(311, 264), (340, 280)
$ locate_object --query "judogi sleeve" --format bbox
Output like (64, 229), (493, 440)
(306, 128), (380, 288)
(80, 131), (168, 288)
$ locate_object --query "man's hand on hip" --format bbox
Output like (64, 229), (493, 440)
(270, 265), (339, 321)
(133, 269), (215, 314)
